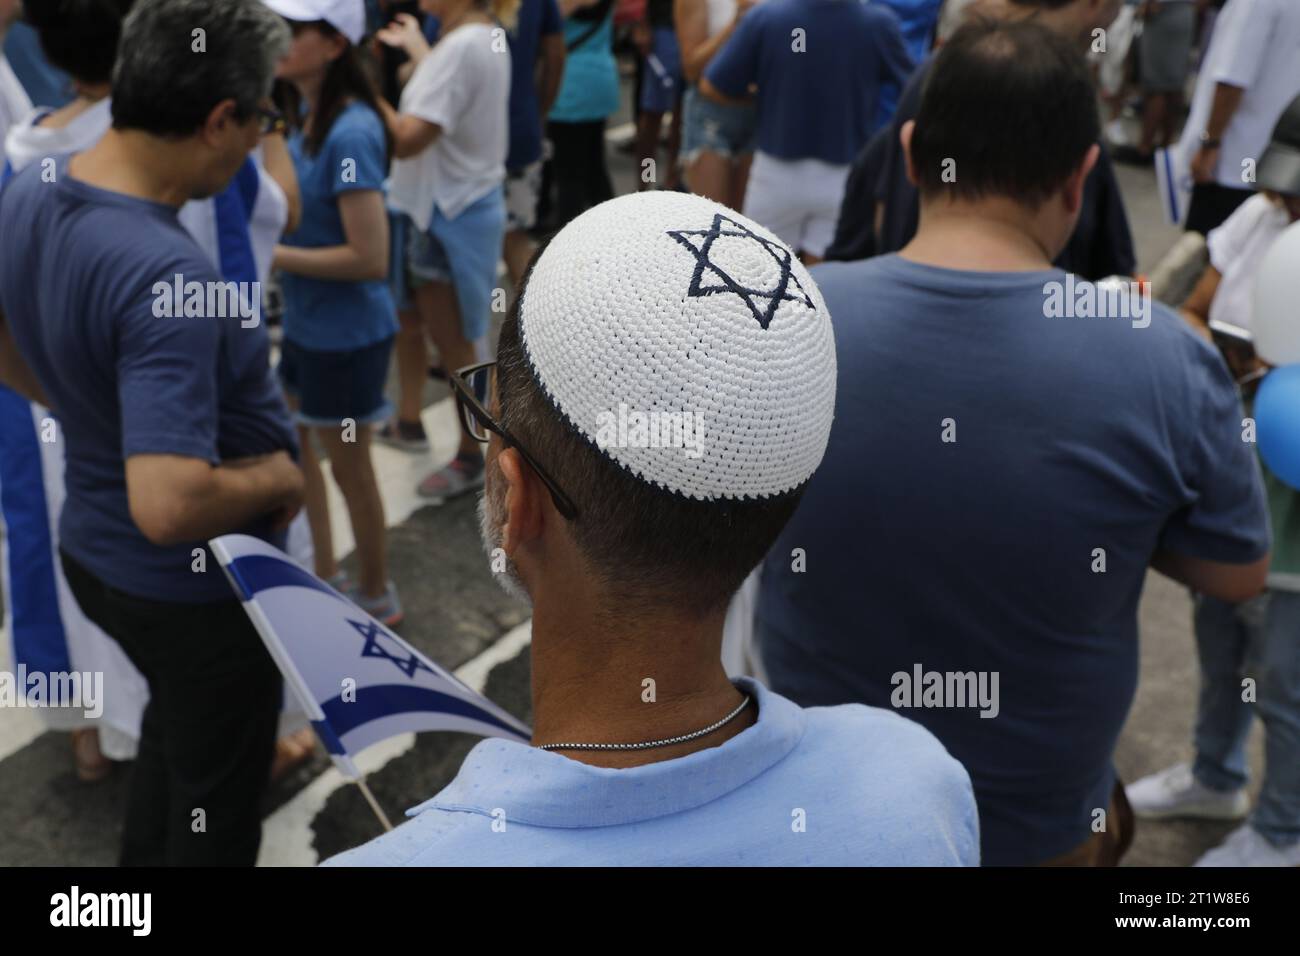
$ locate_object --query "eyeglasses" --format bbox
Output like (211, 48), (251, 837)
(256, 104), (287, 136)
(449, 362), (579, 521)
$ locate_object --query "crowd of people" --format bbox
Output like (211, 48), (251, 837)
(0, 0), (1298, 867)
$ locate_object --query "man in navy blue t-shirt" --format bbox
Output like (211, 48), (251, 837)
(700, 0), (911, 262)
(757, 19), (1270, 866)
(0, 0), (301, 866)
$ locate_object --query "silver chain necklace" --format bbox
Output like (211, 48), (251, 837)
(538, 694), (753, 752)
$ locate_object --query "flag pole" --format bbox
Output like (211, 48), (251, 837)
(355, 778), (393, 832)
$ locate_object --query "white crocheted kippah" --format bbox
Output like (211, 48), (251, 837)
(519, 191), (837, 501)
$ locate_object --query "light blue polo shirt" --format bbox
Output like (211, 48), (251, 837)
(322, 677), (979, 866)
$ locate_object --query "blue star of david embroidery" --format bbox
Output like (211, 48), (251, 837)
(349, 618), (434, 679)
(667, 213), (815, 329)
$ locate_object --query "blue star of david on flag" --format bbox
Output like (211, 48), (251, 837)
(349, 618), (435, 679)
(667, 213), (815, 330)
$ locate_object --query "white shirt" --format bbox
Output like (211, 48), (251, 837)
(388, 23), (510, 229)
(1207, 192), (1291, 333)
(0, 56), (31, 157)
(1177, 0), (1300, 190)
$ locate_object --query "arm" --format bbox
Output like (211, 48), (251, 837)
(126, 451), (303, 547)
(676, 0), (753, 85)
(274, 188), (390, 282)
(1179, 264), (1222, 341)
(376, 96), (441, 159)
(260, 131), (301, 234)
(0, 307), (49, 406)
(1191, 83), (1245, 184)
(1151, 549), (1269, 603)
(699, 5), (760, 104)
(537, 32), (566, 117)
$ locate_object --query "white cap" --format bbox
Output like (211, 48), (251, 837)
(519, 191), (837, 502)
(262, 0), (365, 44)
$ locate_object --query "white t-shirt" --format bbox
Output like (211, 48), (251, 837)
(388, 22), (510, 229)
(1207, 192), (1290, 332)
(1177, 0), (1300, 191)
(0, 57), (32, 157)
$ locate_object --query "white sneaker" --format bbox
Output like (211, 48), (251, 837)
(1195, 824), (1300, 867)
(1126, 763), (1250, 821)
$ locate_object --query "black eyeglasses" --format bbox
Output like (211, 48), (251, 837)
(449, 362), (579, 521)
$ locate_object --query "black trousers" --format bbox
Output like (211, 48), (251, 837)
(1185, 181), (1254, 236)
(61, 551), (281, 867)
(546, 119), (614, 231)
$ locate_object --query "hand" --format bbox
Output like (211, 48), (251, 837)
(1191, 144), (1220, 184)
(633, 21), (651, 56)
(376, 13), (430, 59)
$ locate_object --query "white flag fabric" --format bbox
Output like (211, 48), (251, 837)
(210, 534), (531, 779)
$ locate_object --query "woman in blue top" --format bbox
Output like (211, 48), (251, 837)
(546, 0), (619, 227)
(268, 3), (403, 625)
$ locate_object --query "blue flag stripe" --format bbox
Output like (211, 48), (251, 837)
(321, 684), (525, 741)
(226, 553), (341, 603)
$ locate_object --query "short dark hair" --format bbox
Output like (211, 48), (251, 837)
(23, 0), (135, 86)
(910, 18), (1099, 206)
(111, 0), (289, 137)
(494, 256), (806, 619)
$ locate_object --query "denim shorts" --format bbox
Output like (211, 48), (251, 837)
(680, 84), (757, 164)
(640, 27), (683, 114)
(388, 211), (451, 313)
(278, 336), (395, 428)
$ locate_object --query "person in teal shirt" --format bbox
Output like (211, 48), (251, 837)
(546, 0), (619, 227)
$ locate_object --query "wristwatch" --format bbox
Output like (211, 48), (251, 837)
(1199, 131), (1223, 149)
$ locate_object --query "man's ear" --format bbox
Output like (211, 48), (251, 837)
(201, 97), (239, 144)
(1063, 143), (1100, 216)
(496, 447), (545, 556)
(900, 120), (920, 188)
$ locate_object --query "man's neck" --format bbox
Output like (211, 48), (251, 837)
(900, 201), (1056, 272)
(67, 129), (196, 208)
(528, 592), (755, 769)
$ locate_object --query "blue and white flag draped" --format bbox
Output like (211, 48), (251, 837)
(211, 534), (531, 779)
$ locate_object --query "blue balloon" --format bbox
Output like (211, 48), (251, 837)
(1255, 364), (1300, 490)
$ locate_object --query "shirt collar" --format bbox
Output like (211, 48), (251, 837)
(408, 677), (805, 828)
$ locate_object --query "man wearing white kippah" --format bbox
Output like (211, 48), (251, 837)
(324, 190), (979, 867)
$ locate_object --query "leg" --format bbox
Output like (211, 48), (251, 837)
(295, 421), (337, 581)
(416, 280), (478, 458)
(687, 150), (733, 205)
(1250, 590), (1300, 847)
(317, 422), (388, 600)
(393, 306), (427, 426)
(730, 153), (753, 213)
(1192, 593), (1259, 791)
(636, 110), (664, 190)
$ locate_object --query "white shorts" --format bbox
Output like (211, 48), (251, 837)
(741, 151), (850, 259)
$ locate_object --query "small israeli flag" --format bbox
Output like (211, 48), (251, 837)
(1154, 144), (1192, 226)
(211, 534), (530, 781)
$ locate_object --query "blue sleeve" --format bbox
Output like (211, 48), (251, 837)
(325, 110), (388, 195)
(1159, 334), (1271, 563)
(422, 16), (441, 42)
(118, 268), (221, 463)
(875, 9), (915, 88)
(704, 11), (763, 99)
(541, 0), (562, 36)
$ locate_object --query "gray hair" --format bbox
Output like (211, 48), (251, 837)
(111, 0), (289, 136)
